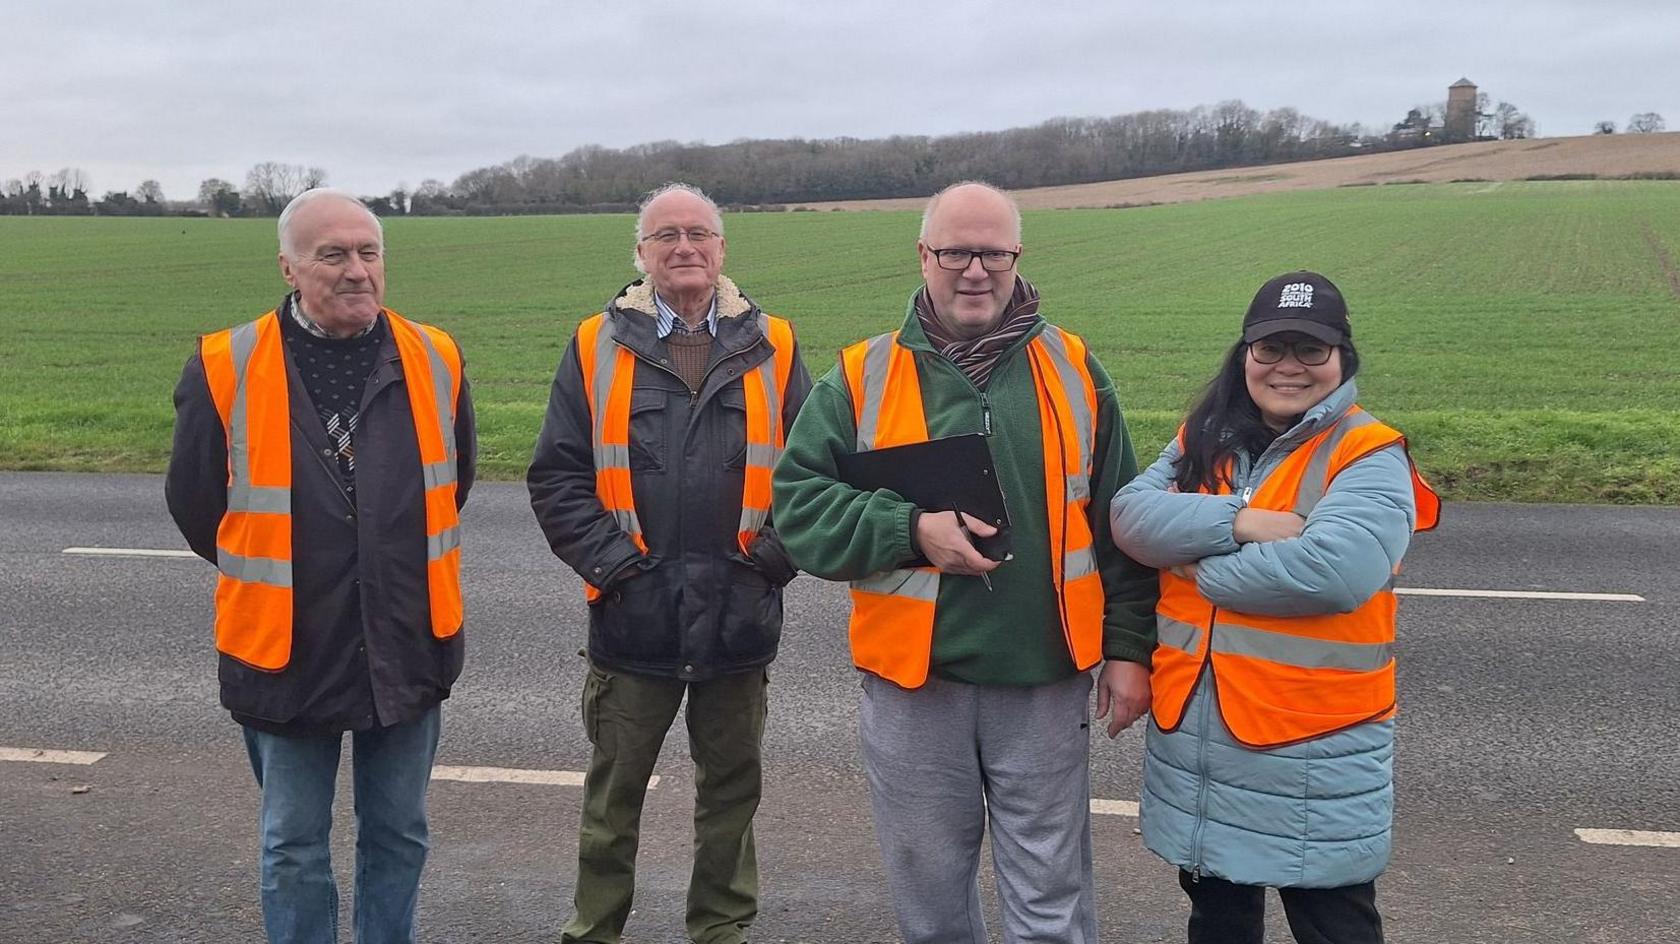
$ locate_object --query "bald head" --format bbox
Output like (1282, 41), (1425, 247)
(919, 181), (1021, 245)
(278, 187), (382, 261)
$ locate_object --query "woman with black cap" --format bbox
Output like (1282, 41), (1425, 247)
(1109, 272), (1440, 944)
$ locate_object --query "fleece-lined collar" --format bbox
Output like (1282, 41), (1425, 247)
(614, 274), (754, 320)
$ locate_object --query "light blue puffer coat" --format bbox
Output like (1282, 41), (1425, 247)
(1110, 381), (1420, 888)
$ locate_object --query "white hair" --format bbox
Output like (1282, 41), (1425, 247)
(277, 188), (383, 259)
(918, 180), (1021, 243)
(632, 181), (723, 274)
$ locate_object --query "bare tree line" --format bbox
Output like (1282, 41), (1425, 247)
(1, 99), (1666, 218)
(427, 102), (1374, 215)
(0, 162), (326, 217)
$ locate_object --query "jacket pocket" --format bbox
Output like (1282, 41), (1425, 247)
(719, 557), (783, 662)
(591, 561), (681, 663)
(716, 386), (749, 470)
(581, 663), (610, 745)
(627, 385), (668, 473)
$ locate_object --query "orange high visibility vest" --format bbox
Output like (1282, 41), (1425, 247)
(199, 309), (465, 671)
(838, 326), (1107, 689)
(1150, 407), (1441, 748)
(574, 310), (797, 601)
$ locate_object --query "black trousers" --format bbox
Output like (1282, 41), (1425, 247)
(1179, 869), (1383, 944)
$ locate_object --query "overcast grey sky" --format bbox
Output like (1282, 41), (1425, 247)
(6, 0), (1675, 201)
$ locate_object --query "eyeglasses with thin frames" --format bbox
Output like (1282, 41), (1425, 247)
(641, 228), (718, 246)
(928, 247), (1020, 272)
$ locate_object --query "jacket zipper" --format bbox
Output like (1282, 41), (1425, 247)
(622, 331), (764, 671)
(1188, 605), (1217, 881)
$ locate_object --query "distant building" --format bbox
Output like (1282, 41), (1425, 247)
(1445, 78), (1479, 141)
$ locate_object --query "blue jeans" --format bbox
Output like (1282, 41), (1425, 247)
(242, 707), (441, 944)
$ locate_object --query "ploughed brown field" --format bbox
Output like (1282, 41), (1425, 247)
(791, 131), (1680, 211)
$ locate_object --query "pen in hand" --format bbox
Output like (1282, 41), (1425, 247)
(949, 504), (994, 592)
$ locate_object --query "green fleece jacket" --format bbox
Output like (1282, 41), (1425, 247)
(771, 297), (1158, 687)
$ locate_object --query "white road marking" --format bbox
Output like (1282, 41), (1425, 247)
(58, 550), (1648, 602)
(62, 547), (198, 559)
(1090, 799), (1139, 817)
(1397, 588), (1644, 602)
(1575, 828), (1680, 848)
(0, 747), (107, 765)
(431, 765), (660, 789)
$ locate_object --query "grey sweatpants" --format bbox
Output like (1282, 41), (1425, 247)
(859, 671), (1097, 944)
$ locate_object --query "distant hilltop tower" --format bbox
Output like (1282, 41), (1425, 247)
(1446, 78), (1479, 141)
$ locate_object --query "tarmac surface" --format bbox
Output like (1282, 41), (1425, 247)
(2, 472), (1676, 942)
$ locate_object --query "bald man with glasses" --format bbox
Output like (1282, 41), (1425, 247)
(772, 180), (1158, 943)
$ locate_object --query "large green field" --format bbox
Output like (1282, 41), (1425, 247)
(2, 180), (1677, 502)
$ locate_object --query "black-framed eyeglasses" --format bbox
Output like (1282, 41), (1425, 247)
(928, 247), (1020, 272)
(641, 228), (718, 245)
(1248, 337), (1334, 366)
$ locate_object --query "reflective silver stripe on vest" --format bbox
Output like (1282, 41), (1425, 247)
(428, 525), (462, 561)
(216, 548), (293, 588)
(1064, 545), (1097, 581)
(849, 334), (939, 603)
(218, 319), (291, 588)
(853, 567), (940, 602)
(854, 333), (897, 451)
(1156, 614), (1203, 654)
(1035, 326), (1095, 505)
(1290, 410), (1379, 516)
(594, 443), (632, 469)
(229, 482), (289, 514)
(737, 322), (785, 537)
(412, 327), (459, 481)
(409, 325), (460, 560)
(588, 318), (644, 540)
(608, 505), (641, 538)
(223, 320), (291, 517)
(1211, 620), (1392, 672)
(755, 313), (785, 453)
(422, 461), (455, 490)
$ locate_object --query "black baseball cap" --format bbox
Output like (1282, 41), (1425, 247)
(1241, 271), (1350, 345)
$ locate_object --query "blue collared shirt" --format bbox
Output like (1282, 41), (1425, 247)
(653, 291), (719, 338)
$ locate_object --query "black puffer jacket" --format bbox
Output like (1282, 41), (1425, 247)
(528, 277), (812, 680)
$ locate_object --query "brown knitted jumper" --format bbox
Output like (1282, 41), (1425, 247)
(664, 328), (713, 391)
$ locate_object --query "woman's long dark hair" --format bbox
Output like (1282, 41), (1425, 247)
(1171, 338), (1361, 494)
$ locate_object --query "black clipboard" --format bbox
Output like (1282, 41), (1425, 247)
(835, 433), (1012, 562)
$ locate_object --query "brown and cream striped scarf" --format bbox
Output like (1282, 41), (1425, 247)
(915, 276), (1043, 389)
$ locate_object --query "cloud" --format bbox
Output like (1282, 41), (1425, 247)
(4, 0), (1675, 197)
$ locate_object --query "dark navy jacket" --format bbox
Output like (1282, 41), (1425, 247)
(527, 278), (811, 680)
(166, 301), (476, 735)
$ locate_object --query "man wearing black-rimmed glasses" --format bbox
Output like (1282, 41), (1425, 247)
(529, 182), (812, 944)
(773, 181), (1159, 942)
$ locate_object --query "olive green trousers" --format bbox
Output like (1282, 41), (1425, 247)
(561, 662), (768, 944)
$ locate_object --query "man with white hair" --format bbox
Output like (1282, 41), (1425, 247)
(772, 181), (1158, 943)
(528, 181), (811, 944)
(166, 187), (476, 944)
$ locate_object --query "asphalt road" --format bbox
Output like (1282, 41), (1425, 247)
(1, 472), (1676, 943)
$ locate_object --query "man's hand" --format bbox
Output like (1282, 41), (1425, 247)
(914, 510), (1000, 576)
(1094, 659), (1150, 738)
(1234, 508), (1306, 544)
